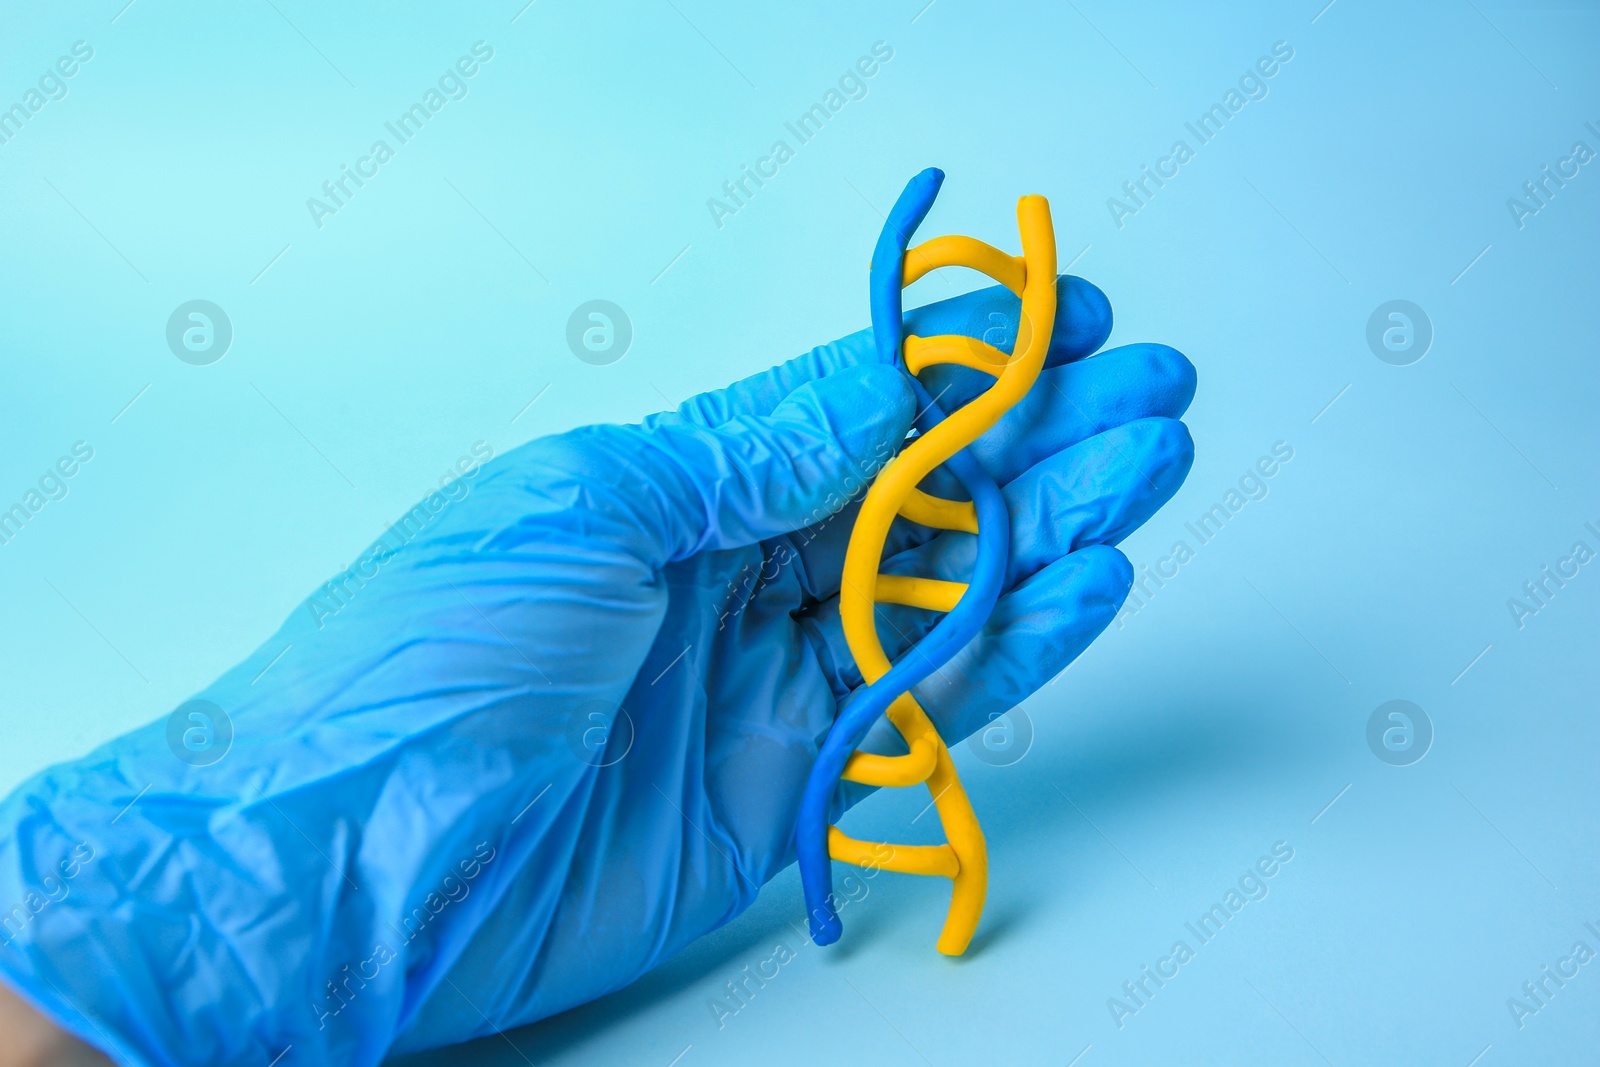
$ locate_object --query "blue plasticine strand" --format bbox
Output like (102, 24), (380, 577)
(796, 169), (1014, 945)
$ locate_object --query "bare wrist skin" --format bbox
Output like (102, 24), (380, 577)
(0, 982), (113, 1067)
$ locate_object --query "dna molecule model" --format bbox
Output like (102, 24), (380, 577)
(796, 168), (1058, 955)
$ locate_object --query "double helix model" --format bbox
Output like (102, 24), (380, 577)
(796, 168), (1058, 955)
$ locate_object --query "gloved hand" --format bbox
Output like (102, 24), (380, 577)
(0, 274), (1194, 1067)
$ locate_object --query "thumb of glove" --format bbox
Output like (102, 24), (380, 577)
(609, 362), (917, 562)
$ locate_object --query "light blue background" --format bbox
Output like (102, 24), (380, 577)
(2, 1), (1596, 1064)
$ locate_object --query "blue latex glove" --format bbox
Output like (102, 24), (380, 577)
(0, 275), (1194, 1066)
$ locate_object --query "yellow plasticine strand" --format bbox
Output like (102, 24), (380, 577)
(841, 737), (938, 787)
(829, 827), (960, 879)
(883, 690), (927, 736)
(898, 488), (979, 533)
(903, 334), (1013, 377)
(903, 235), (1026, 295)
(874, 575), (968, 613)
(842, 201), (1056, 682)
(829, 195), (1058, 956)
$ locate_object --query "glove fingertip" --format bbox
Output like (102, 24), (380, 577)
(782, 363), (916, 476)
(1047, 275), (1114, 366)
(1070, 543), (1136, 624)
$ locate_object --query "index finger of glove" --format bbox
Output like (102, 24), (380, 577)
(666, 275), (1113, 426)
